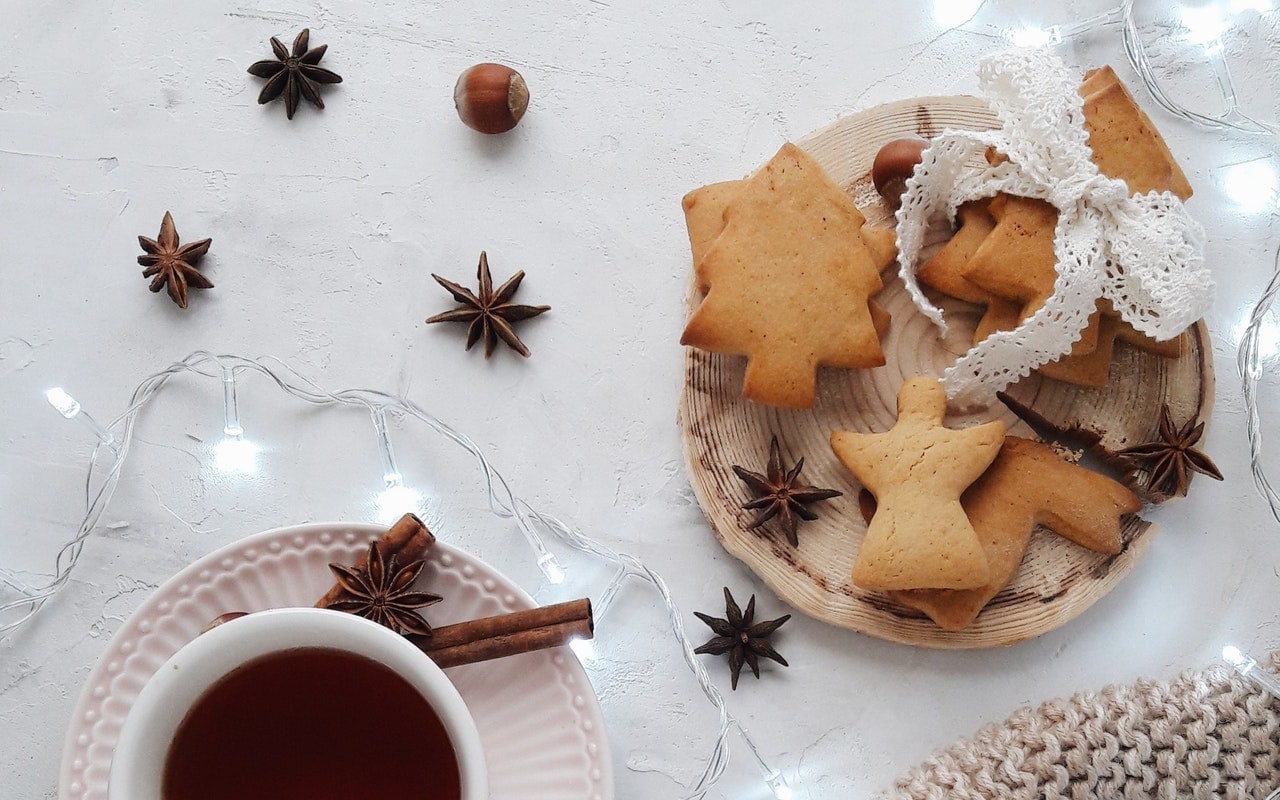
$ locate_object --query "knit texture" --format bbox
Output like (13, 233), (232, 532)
(881, 654), (1280, 800)
(895, 48), (1211, 408)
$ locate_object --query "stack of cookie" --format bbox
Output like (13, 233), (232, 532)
(831, 377), (1139, 631)
(918, 66), (1194, 387)
(675, 67), (1194, 632)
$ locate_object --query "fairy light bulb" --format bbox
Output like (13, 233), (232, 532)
(569, 565), (630, 665)
(1224, 644), (1280, 698)
(767, 773), (794, 800)
(1180, 4), (1231, 45)
(568, 637), (596, 663)
(222, 365), (243, 437)
(537, 551), (566, 584)
(1222, 158), (1279, 213)
(376, 484), (425, 524)
(45, 387), (80, 418)
(371, 408), (425, 524)
(737, 721), (797, 800)
(213, 366), (257, 475)
(1005, 26), (1058, 47)
(213, 437), (258, 475)
(949, 5), (1116, 49)
(45, 387), (116, 450)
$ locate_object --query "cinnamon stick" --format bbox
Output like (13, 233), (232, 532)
(315, 513), (434, 609)
(409, 598), (594, 668)
(310, 513), (592, 669)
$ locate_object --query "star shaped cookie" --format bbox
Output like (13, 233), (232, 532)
(680, 144), (891, 408)
(831, 377), (1004, 591)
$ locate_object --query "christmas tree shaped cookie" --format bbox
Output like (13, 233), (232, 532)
(681, 178), (893, 336)
(680, 143), (891, 408)
(916, 198), (997, 305)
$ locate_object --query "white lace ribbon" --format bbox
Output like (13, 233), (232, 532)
(895, 48), (1212, 407)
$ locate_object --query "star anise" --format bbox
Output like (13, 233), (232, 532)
(1119, 405), (1223, 499)
(694, 587), (789, 690)
(732, 436), (842, 546)
(426, 251), (551, 358)
(136, 212), (213, 309)
(327, 542), (441, 636)
(247, 28), (343, 119)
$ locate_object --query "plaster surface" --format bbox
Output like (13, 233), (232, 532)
(3, 1), (1280, 798)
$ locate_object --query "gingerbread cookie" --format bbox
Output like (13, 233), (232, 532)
(919, 68), (1195, 387)
(973, 298), (1114, 387)
(1080, 65), (1194, 200)
(1035, 311), (1119, 387)
(886, 436), (1140, 630)
(831, 377), (1004, 591)
(682, 180), (746, 294)
(681, 143), (891, 408)
(961, 193), (1061, 317)
(917, 198), (997, 304)
(681, 178), (893, 335)
(861, 224), (898, 271)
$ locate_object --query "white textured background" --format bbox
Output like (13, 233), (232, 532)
(4, 1), (1280, 797)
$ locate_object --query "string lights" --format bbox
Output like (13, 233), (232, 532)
(13, 14), (1275, 799)
(940, 0), (1278, 136)
(45, 388), (117, 451)
(3, 350), (790, 799)
(1223, 644), (1280, 697)
(1116, 0), (1277, 135)
(1238, 244), (1280, 528)
(965, 9), (1280, 753)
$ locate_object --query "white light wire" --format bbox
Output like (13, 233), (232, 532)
(0, 16), (1269, 797)
(967, 2), (1277, 138)
(1238, 244), (1280, 525)
(1119, 0), (1277, 137)
(519, 504), (785, 798)
(0, 350), (773, 798)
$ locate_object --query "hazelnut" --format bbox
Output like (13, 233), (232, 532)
(871, 136), (929, 207)
(453, 63), (529, 134)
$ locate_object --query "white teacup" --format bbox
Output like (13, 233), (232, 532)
(109, 607), (487, 800)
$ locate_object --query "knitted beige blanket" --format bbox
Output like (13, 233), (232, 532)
(883, 654), (1280, 799)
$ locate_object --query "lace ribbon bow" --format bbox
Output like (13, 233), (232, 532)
(895, 47), (1212, 407)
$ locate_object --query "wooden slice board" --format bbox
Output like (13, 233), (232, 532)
(677, 96), (1214, 648)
